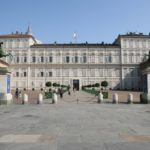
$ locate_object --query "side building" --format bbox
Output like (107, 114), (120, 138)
(114, 32), (150, 90)
(0, 29), (149, 90)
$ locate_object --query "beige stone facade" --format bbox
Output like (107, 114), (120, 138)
(0, 29), (149, 90)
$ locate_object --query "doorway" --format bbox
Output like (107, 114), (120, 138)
(73, 79), (79, 91)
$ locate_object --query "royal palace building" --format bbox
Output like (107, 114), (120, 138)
(0, 27), (149, 90)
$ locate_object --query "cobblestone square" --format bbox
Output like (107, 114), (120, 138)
(0, 91), (150, 150)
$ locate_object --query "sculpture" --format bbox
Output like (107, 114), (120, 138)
(0, 42), (12, 58)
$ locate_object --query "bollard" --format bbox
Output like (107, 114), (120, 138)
(127, 93), (133, 104)
(37, 93), (43, 104)
(98, 92), (103, 103)
(113, 93), (118, 104)
(22, 94), (28, 104)
(0, 93), (13, 105)
(53, 93), (58, 104)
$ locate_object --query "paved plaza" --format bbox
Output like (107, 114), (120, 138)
(0, 91), (150, 150)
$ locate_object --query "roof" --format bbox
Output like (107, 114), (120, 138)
(114, 32), (150, 44)
(0, 33), (37, 43)
(31, 43), (120, 48)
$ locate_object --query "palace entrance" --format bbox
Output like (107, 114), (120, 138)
(73, 79), (79, 91)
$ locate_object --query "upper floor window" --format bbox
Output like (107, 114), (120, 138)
(16, 72), (19, 77)
(66, 56), (70, 63)
(41, 56), (44, 63)
(32, 56), (36, 63)
(49, 56), (53, 63)
(24, 72), (27, 77)
(49, 72), (52, 77)
(16, 57), (19, 63)
(40, 72), (44, 77)
(83, 56), (87, 63)
(75, 56), (78, 63)
(105, 55), (112, 63)
(24, 57), (27, 63)
(108, 55), (112, 63)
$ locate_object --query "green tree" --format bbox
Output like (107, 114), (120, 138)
(95, 83), (100, 87)
(45, 81), (52, 87)
(101, 81), (108, 90)
(53, 83), (57, 87)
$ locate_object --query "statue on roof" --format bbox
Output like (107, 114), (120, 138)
(0, 42), (12, 58)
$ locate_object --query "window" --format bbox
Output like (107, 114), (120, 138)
(83, 56), (87, 63)
(91, 54), (95, 63)
(24, 57), (27, 63)
(41, 72), (44, 77)
(66, 56), (70, 63)
(49, 72), (52, 77)
(105, 55), (112, 63)
(131, 53), (134, 63)
(16, 72), (19, 77)
(49, 56), (53, 63)
(41, 56), (44, 63)
(32, 56), (36, 63)
(75, 56), (78, 63)
(124, 53), (127, 63)
(24, 72), (27, 77)
(108, 55), (112, 63)
(99, 54), (103, 63)
(16, 57), (19, 63)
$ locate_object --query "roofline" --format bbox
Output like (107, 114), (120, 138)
(30, 43), (120, 48)
(113, 33), (150, 44)
(0, 34), (37, 43)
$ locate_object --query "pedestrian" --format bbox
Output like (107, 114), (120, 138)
(15, 88), (19, 99)
(60, 88), (63, 98)
(68, 85), (71, 95)
(68, 89), (71, 95)
(19, 90), (22, 99)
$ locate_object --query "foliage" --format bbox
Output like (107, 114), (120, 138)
(82, 83), (100, 89)
(53, 83), (57, 87)
(102, 92), (108, 98)
(101, 81), (108, 89)
(45, 81), (52, 87)
(95, 83), (100, 87)
(45, 92), (53, 99)
(82, 88), (108, 99)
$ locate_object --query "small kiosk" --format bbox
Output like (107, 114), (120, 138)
(140, 52), (150, 103)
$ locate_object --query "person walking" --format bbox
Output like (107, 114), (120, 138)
(15, 88), (19, 99)
(60, 88), (63, 98)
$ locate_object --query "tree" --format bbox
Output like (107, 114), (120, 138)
(53, 83), (57, 87)
(45, 81), (52, 87)
(101, 81), (108, 90)
(95, 83), (100, 87)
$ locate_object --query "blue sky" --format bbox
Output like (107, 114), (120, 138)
(0, 0), (150, 43)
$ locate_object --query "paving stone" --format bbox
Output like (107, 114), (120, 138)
(0, 90), (149, 150)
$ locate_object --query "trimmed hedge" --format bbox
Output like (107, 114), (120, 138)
(83, 88), (108, 98)
(102, 92), (108, 99)
(45, 92), (53, 99)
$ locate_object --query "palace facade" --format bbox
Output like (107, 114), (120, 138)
(0, 27), (149, 90)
